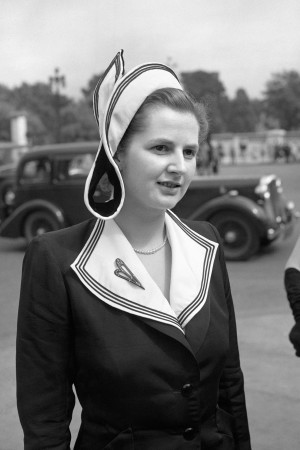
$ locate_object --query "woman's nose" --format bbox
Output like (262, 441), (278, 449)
(167, 150), (186, 173)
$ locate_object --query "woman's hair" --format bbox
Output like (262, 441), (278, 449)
(116, 88), (209, 155)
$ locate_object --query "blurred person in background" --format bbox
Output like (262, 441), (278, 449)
(285, 233), (300, 356)
(16, 51), (251, 450)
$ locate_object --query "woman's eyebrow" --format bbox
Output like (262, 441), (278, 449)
(188, 144), (199, 151)
(147, 138), (199, 149)
(147, 138), (173, 145)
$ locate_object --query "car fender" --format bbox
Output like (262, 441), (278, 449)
(188, 194), (267, 235)
(0, 199), (66, 238)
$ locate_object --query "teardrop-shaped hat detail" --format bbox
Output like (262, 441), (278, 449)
(84, 50), (183, 220)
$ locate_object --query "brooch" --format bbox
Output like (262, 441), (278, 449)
(114, 258), (145, 290)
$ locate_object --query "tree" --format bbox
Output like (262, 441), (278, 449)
(263, 70), (300, 130)
(12, 82), (71, 143)
(0, 84), (13, 102)
(60, 100), (98, 142)
(0, 85), (16, 141)
(26, 113), (49, 145)
(81, 73), (103, 107)
(180, 70), (229, 133)
(0, 100), (13, 141)
(227, 88), (257, 132)
(0, 79), (100, 145)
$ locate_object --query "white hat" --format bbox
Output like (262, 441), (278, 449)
(84, 50), (183, 220)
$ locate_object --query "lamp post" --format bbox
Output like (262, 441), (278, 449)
(49, 68), (66, 143)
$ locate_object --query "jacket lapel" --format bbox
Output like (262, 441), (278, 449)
(71, 218), (183, 332)
(71, 212), (218, 354)
(165, 212), (218, 328)
(140, 317), (195, 355)
(184, 291), (211, 357)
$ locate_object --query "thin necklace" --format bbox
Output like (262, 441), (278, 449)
(133, 234), (168, 255)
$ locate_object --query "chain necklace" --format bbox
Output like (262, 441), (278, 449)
(133, 234), (168, 255)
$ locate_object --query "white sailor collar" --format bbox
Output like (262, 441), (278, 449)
(71, 211), (218, 333)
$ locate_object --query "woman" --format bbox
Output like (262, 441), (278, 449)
(17, 50), (251, 449)
(284, 234), (300, 357)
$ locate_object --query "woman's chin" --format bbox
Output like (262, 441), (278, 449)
(154, 196), (183, 212)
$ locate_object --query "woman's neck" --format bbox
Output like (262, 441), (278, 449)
(114, 207), (166, 251)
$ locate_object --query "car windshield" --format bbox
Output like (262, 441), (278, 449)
(54, 153), (94, 181)
(20, 158), (51, 184)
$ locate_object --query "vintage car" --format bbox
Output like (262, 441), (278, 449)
(0, 162), (18, 219)
(0, 142), (297, 261)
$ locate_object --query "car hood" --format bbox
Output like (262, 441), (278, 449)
(190, 174), (262, 190)
(0, 164), (17, 180)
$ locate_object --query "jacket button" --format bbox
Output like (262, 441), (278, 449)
(183, 427), (197, 440)
(181, 383), (193, 397)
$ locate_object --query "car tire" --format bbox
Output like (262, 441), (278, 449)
(209, 211), (260, 261)
(24, 211), (60, 243)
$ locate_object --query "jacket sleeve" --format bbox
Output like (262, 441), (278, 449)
(209, 224), (251, 450)
(284, 267), (300, 356)
(284, 268), (300, 322)
(16, 236), (75, 450)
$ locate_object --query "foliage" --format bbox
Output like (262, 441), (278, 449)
(263, 71), (300, 130)
(0, 80), (99, 145)
(0, 85), (15, 141)
(227, 89), (258, 132)
(0, 84), (12, 102)
(60, 100), (98, 142)
(81, 73), (103, 107)
(0, 100), (13, 141)
(12, 82), (70, 144)
(1, 69), (300, 147)
(180, 70), (229, 133)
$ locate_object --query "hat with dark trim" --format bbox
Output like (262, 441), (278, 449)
(84, 50), (183, 220)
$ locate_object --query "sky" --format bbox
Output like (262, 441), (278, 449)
(1, 0), (300, 100)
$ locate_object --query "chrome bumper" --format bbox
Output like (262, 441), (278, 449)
(267, 201), (299, 241)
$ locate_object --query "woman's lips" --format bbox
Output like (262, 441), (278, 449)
(157, 181), (181, 188)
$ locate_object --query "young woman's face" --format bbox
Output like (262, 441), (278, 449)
(117, 105), (199, 215)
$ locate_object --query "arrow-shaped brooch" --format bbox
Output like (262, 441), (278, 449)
(114, 258), (145, 290)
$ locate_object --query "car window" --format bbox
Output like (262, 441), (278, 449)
(19, 158), (51, 184)
(54, 153), (94, 182)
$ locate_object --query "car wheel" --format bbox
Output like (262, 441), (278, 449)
(209, 211), (260, 261)
(24, 211), (60, 243)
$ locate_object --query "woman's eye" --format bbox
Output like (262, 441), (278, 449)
(154, 145), (168, 153)
(184, 149), (197, 159)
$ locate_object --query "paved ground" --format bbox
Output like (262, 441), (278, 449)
(238, 312), (300, 449)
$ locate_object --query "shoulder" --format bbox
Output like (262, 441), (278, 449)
(182, 219), (221, 244)
(182, 218), (227, 277)
(285, 234), (300, 271)
(25, 218), (97, 271)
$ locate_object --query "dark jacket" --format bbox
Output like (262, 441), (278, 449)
(284, 267), (300, 356)
(16, 217), (251, 449)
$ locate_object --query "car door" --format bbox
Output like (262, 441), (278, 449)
(15, 157), (53, 206)
(51, 153), (94, 225)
